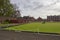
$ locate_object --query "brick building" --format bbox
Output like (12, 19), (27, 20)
(47, 15), (60, 22)
(0, 16), (35, 23)
(10, 16), (36, 23)
(37, 17), (42, 22)
(0, 17), (17, 23)
(22, 16), (35, 23)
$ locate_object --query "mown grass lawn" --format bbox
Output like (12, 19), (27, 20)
(0, 24), (9, 26)
(5, 22), (60, 33)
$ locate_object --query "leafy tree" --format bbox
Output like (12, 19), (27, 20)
(0, 0), (14, 17)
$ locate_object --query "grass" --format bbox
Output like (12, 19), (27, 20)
(0, 24), (9, 26)
(5, 22), (60, 33)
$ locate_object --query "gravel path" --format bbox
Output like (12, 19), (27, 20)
(0, 30), (60, 40)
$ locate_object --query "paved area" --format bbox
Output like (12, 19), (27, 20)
(0, 24), (20, 28)
(0, 30), (60, 40)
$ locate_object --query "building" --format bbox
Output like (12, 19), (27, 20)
(47, 15), (60, 22)
(23, 16), (35, 23)
(0, 17), (17, 23)
(37, 17), (42, 22)
(12, 16), (36, 24)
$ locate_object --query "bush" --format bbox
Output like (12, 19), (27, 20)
(3, 19), (10, 24)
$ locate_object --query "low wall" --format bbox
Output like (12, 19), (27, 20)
(0, 30), (60, 40)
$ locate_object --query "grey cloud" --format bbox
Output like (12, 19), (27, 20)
(10, 0), (60, 18)
(11, 0), (59, 10)
(11, 0), (58, 10)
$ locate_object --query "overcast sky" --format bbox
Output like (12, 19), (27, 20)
(10, 0), (60, 19)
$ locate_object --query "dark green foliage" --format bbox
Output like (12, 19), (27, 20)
(3, 19), (9, 24)
(0, 0), (14, 17)
(42, 21), (45, 24)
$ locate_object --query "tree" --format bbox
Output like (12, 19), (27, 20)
(0, 0), (14, 17)
(11, 4), (21, 18)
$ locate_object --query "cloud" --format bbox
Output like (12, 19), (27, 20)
(10, 0), (60, 18)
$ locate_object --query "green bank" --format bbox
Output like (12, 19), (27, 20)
(5, 22), (60, 33)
